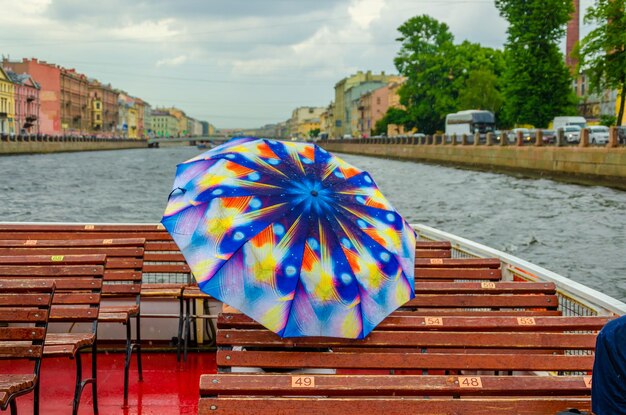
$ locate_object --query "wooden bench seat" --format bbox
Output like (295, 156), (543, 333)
(0, 279), (54, 415)
(0, 254), (105, 415)
(414, 258), (502, 281)
(200, 372), (593, 414)
(201, 372), (592, 397)
(218, 312), (610, 332)
(198, 396), (590, 414)
(0, 238), (146, 403)
(414, 240), (452, 258)
(0, 224), (193, 360)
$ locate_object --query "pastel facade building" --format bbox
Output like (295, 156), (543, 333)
(2, 58), (61, 135)
(6, 70), (41, 135)
(151, 110), (179, 138)
(333, 71), (396, 138)
(289, 106), (324, 138)
(60, 67), (89, 134)
(88, 79), (119, 136)
(0, 67), (16, 135)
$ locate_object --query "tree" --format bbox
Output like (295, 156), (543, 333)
(495, 0), (578, 127)
(373, 107), (409, 136)
(458, 69), (503, 115)
(575, 0), (626, 125)
(309, 128), (320, 138)
(393, 15), (506, 133)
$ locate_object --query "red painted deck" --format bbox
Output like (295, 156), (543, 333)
(0, 351), (217, 414)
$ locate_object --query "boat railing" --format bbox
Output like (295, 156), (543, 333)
(414, 223), (626, 318)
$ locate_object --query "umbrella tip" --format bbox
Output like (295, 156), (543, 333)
(310, 190), (318, 197)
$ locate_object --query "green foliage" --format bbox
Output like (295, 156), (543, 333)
(393, 15), (506, 133)
(373, 107), (408, 136)
(495, 0), (578, 127)
(599, 114), (616, 127)
(308, 128), (320, 138)
(575, 0), (626, 125)
(458, 69), (504, 115)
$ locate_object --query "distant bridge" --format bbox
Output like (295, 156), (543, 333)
(147, 136), (230, 147)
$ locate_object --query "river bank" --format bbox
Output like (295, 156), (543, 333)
(0, 136), (147, 155)
(320, 140), (626, 191)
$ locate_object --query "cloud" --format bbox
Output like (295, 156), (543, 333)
(349, 0), (386, 29)
(156, 55), (188, 67)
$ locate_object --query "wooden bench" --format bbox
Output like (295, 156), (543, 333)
(199, 374), (592, 414)
(0, 254), (105, 415)
(201, 309), (601, 414)
(0, 223), (193, 360)
(414, 258), (502, 281)
(0, 279), (54, 415)
(414, 240), (451, 259)
(0, 238), (145, 404)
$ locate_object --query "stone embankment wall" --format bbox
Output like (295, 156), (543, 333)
(320, 132), (626, 191)
(0, 136), (147, 155)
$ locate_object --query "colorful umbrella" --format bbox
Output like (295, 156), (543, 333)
(161, 137), (415, 339)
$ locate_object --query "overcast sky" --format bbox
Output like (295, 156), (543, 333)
(0, 0), (593, 129)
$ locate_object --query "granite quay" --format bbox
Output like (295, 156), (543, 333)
(320, 128), (626, 191)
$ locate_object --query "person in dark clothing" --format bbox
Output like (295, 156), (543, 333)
(592, 314), (626, 414)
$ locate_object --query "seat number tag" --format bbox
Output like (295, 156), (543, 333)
(430, 258), (443, 264)
(424, 317), (443, 326)
(292, 376), (315, 388)
(517, 317), (536, 325)
(481, 282), (496, 289)
(103, 239), (113, 244)
(458, 377), (482, 388)
(51, 255), (64, 262)
(583, 376), (592, 388)
(84, 225), (95, 230)
(24, 240), (38, 245)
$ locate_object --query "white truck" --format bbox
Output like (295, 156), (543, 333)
(552, 116), (587, 144)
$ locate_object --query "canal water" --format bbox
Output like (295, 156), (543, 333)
(1, 146), (624, 302)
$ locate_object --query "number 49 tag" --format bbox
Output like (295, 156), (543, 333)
(291, 376), (315, 388)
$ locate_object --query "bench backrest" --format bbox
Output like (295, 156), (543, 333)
(0, 255), (105, 332)
(0, 224), (190, 286)
(414, 240), (451, 259)
(414, 258), (502, 281)
(0, 279), (54, 369)
(0, 238), (144, 302)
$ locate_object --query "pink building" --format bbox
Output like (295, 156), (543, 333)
(6, 71), (41, 135)
(357, 85), (390, 138)
(2, 58), (62, 135)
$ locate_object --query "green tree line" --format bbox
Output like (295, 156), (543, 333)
(379, 0), (623, 134)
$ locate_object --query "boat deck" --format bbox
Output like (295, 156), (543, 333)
(0, 351), (216, 414)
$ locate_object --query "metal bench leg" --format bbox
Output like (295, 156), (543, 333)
(10, 399), (17, 415)
(135, 313), (143, 381)
(92, 344), (99, 415)
(124, 321), (132, 406)
(176, 296), (184, 362)
(34, 375), (41, 415)
(72, 353), (83, 415)
(184, 299), (191, 361)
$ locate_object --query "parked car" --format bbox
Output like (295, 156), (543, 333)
(588, 125), (609, 145)
(541, 129), (556, 144)
(560, 125), (581, 144)
(508, 128), (532, 143)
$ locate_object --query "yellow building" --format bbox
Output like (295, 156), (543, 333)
(165, 107), (188, 137)
(387, 78), (412, 137)
(297, 119), (321, 138)
(0, 67), (16, 136)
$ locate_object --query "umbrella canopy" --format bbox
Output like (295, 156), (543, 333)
(161, 137), (415, 339)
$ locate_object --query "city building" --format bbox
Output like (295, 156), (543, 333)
(319, 103), (334, 138)
(88, 79), (118, 137)
(0, 66), (16, 135)
(2, 58), (62, 135)
(333, 71), (397, 138)
(386, 78), (411, 136)
(289, 106), (324, 138)
(60, 67), (89, 134)
(6, 70), (40, 135)
(151, 110), (179, 138)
